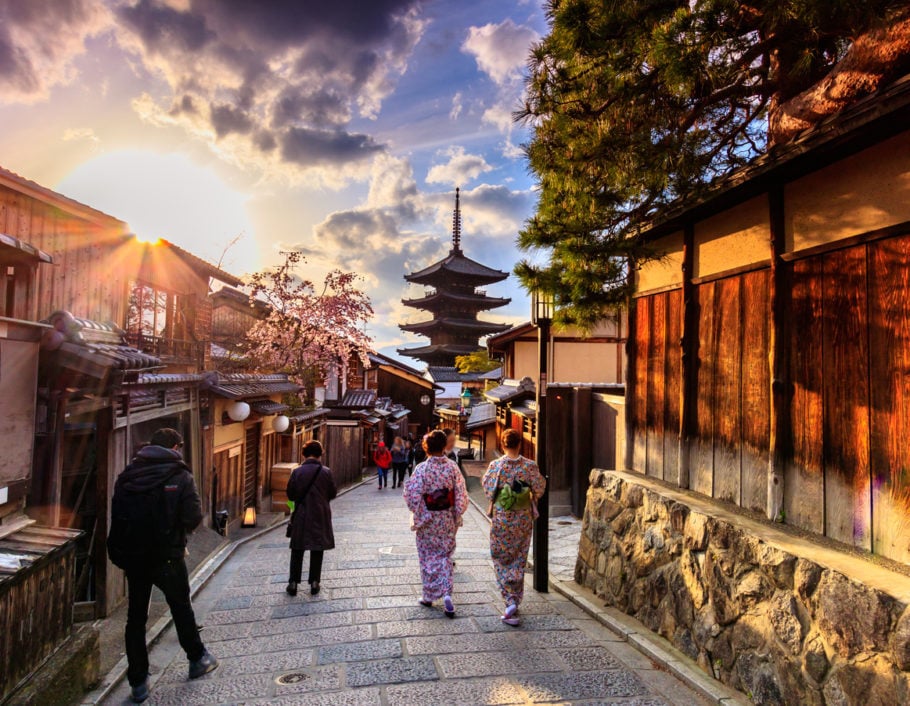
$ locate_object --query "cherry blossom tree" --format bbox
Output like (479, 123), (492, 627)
(244, 251), (373, 404)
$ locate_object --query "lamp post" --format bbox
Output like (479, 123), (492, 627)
(531, 288), (553, 593)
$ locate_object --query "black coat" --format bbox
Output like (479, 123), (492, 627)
(111, 445), (202, 562)
(287, 459), (337, 551)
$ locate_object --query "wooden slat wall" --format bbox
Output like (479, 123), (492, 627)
(631, 296), (649, 473)
(822, 247), (871, 549)
(713, 276), (742, 505)
(645, 292), (666, 479)
(740, 269), (770, 514)
(869, 235), (910, 564)
(691, 281), (716, 497)
(664, 288), (683, 482)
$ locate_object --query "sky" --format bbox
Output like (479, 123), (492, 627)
(0, 0), (549, 366)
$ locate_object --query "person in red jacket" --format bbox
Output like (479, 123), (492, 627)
(373, 441), (392, 489)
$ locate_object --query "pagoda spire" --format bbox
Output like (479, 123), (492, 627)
(452, 187), (462, 253)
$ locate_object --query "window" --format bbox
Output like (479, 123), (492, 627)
(127, 280), (192, 341)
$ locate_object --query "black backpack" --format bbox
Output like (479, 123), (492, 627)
(107, 471), (177, 570)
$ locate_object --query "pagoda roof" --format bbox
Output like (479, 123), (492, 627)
(399, 317), (511, 336)
(397, 343), (480, 361)
(402, 289), (510, 310)
(404, 249), (509, 286)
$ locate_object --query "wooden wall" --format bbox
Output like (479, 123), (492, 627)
(630, 212), (910, 564)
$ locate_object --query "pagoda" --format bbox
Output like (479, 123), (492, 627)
(398, 189), (511, 366)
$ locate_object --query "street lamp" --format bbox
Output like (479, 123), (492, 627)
(531, 288), (554, 593)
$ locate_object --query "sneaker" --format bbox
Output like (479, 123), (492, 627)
(130, 678), (149, 703)
(501, 604), (520, 627)
(443, 595), (455, 619)
(188, 650), (219, 679)
(286, 581), (298, 596)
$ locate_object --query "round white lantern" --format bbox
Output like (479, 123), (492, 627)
(272, 414), (290, 433)
(227, 400), (250, 422)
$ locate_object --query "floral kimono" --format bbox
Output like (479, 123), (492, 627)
(404, 455), (469, 601)
(482, 455), (546, 608)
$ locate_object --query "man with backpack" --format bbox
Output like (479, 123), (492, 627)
(107, 428), (218, 703)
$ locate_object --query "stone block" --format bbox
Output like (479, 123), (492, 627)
(734, 651), (783, 705)
(814, 571), (894, 658)
(684, 512), (709, 551)
(802, 634), (829, 685)
(768, 591), (805, 656)
(756, 544), (796, 590)
(794, 558), (822, 603)
(624, 483), (644, 508)
(669, 501), (689, 533)
(822, 657), (910, 706)
(891, 605), (910, 670)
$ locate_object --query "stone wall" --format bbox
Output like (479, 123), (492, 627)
(576, 470), (910, 705)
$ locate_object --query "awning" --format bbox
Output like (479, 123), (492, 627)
(204, 373), (301, 400)
(390, 408), (411, 420)
(362, 415), (382, 426)
(52, 341), (162, 380)
(249, 399), (289, 415)
(509, 403), (536, 418)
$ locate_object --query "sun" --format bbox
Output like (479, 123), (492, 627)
(56, 150), (259, 274)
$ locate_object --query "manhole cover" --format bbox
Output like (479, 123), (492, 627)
(276, 672), (311, 685)
(557, 520), (574, 526)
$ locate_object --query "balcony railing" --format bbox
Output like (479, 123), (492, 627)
(125, 332), (203, 367)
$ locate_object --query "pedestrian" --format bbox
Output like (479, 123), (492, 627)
(390, 435), (408, 488)
(373, 441), (392, 489)
(106, 428), (218, 704)
(405, 436), (416, 477)
(443, 427), (466, 480)
(412, 433), (428, 467)
(404, 429), (468, 618)
(482, 428), (546, 627)
(286, 440), (337, 597)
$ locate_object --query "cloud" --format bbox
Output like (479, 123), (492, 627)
(425, 146), (493, 186)
(114, 0), (427, 184)
(449, 91), (463, 121)
(62, 127), (101, 145)
(0, 0), (111, 102)
(462, 18), (537, 87)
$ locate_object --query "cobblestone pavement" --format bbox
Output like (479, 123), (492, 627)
(102, 482), (710, 706)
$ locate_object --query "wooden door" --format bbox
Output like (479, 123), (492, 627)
(243, 423), (261, 510)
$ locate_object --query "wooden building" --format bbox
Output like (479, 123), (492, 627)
(365, 352), (437, 435)
(399, 189), (511, 366)
(628, 74), (910, 565)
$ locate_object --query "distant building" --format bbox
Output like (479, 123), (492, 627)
(398, 188), (511, 366)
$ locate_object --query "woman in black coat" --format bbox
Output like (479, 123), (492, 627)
(286, 440), (337, 596)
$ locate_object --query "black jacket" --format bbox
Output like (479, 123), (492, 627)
(112, 445), (203, 562)
(287, 458), (337, 551)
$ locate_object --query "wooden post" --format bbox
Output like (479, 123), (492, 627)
(571, 386), (593, 516)
(624, 263), (637, 472)
(768, 188), (788, 521)
(677, 225), (696, 489)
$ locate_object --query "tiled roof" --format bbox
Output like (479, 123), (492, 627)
(134, 373), (204, 385)
(510, 402), (536, 418)
(46, 312), (163, 377)
(290, 408), (328, 424)
(249, 399), (289, 415)
(425, 366), (502, 383)
(401, 290), (510, 310)
(397, 343), (481, 360)
(203, 373), (301, 400)
(399, 317), (511, 335)
(466, 402), (497, 429)
(405, 251), (509, 285)
(334, 389), (377, 409)
(484, 376), (536, 403)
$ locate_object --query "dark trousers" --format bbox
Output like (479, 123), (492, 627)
(289, 549), (324, 584)
(125, 558), (204, 686)
(392, 462), (408, 487)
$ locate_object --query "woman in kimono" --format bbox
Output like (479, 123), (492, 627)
(482, 428), (546, 626)
(404, 429), (469, 618)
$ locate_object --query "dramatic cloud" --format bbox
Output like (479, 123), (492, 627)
(462, 18), (537, 86)
(426, 146), (493, 186)
(115, 0), (427, 183)
(0, 0), (111, 102)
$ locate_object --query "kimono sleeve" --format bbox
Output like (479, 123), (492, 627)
(481, 459), (501, 499)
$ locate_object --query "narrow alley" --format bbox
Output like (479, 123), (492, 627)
(99, 481), (711, 705)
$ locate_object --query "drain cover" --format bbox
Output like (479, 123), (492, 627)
(557, 520), (574, 526)
(276, 672), (311, 685)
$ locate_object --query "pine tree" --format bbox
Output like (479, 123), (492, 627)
(518, 0), (910, 327)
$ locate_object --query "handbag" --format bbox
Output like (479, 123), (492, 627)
(496, 479), (532, 511)
(424, 487), (454, 511)
(286, 464), (321, 537)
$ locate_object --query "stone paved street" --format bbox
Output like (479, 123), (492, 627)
(102, 481), (711, 705)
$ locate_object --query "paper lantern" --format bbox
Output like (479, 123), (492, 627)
(227, 400), (250, 422)
(272, 414), (290, 433)
(241, 507), (257, 527)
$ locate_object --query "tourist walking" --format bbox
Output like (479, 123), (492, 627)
(107, 428), (218, 704)
(404, 429), (468, 618)
(482, 428), (546, 626)
(405, 436), (416, 477)
(443, 427), (466, 481)
(286, 440), (337, 597)
(373, 441), (392, 489)
(390, 436), (408, 488)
